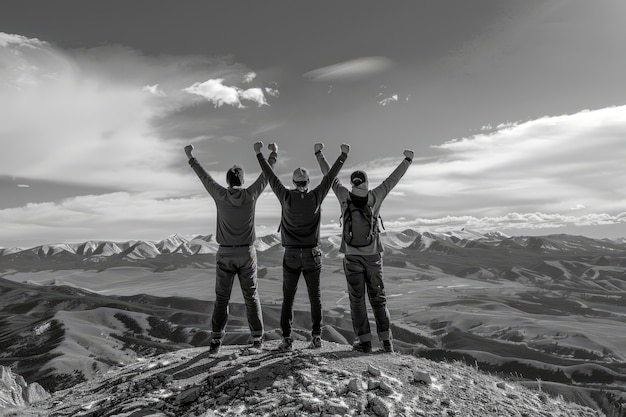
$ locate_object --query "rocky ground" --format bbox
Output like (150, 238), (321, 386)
(2, 339), (607, 417)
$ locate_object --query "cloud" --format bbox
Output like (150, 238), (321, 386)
(403, 105), (626, 217)
(16, 184), (30, 188)
(143, 84), (166, 97)
(184, 78), (244, 108)
(303, 56), (393, 82)
(264, 87), (280, 98)
(377, 94), (398, 106)
(240, 87), (268, 106)
(0, 32), (44, 48)
(243, 72), (256, 83)
(183, 78), (268, 107)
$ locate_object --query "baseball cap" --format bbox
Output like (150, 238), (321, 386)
(292, 167), (309, 183)
(350, 170), (368, 186)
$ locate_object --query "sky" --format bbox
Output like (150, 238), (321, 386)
(1, 0), (626, 248)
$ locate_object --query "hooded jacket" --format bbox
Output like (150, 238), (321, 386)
(316, 151), (412, 255)
(189, 152), (276, 246)
(257, 151), (347, 248)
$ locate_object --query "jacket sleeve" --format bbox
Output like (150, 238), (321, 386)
(248, 151), (277, 198)
(315, 150), (343, 196)
(315, 151), (347, 201)
(188, 158), (226, 199)
(371, 156), (412, 201)
(257, 152), (287, 199)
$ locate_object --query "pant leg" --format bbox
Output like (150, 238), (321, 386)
(236, 247), (264, 338)
(363, 254), (391, 340)
(281, 248), (302, 338)
(343, 255), (371, 342)
(212, 250), (236, 339)
(302, 247), (323, 336)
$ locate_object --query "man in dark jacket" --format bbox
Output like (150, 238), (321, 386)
(315, 142), (413, 353)
(185, 143), (277, 354)
(255, 141), (349, 351)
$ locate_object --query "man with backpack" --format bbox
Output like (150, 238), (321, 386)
(255, 141), (350, 351)
(315, 143), (414, 353)
(185, 142), (278, 354)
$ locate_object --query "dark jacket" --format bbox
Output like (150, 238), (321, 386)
(189, 152), (276, 246)
(257, 151), (347, 247)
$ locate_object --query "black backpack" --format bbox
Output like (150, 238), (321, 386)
(342, 193), (383, 247)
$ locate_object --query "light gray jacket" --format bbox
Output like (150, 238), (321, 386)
(316, 152), (412, 255)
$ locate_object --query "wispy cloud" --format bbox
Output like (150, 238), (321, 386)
(303, 56), (393, 82)
(377, 94), (398, 106)
(143, 84), (166, 97)
(243, 72), (256, 83)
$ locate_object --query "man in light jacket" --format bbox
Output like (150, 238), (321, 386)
(256, 142), (349, 351)
(315, 142), (413, 353)
(185, 143), (277, 354)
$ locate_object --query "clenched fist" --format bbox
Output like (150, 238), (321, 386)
(314, 143), (324, 153)
(268, 143), (278, 153)
(253, 141), (264, 153)
(184, 144), (194, 159)
(403, 150), (414, 160)
(340, 143), (350, 154)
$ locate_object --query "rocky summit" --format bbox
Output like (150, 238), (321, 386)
(9, 340), (605, 417)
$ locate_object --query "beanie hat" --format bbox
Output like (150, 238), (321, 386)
(292, 167), (310, 183)
(226, 165), (244, 187)
(350, 170), (368, 186)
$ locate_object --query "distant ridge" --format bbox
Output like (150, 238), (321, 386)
(2, 231), (626, 298)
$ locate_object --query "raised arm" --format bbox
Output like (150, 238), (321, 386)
(315, 142), (345, 194)
(248, 142), (278, 197)
(255, 141), (287, 199)
(314, 144), (349, 199)
(371, 149), (414, 200)
(185, 144), (226, 198)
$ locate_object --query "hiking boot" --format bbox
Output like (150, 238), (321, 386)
(382, 339), (394, 353)
(251, 337), (263, 349)
(352, 340), (372, 353)
(208, 338), (222, 354)
(277, 337), (293, 352)
(308, 335), (322, 349)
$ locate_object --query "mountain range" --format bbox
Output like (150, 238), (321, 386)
(1, 229), (625, 415)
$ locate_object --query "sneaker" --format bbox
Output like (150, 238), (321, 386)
(352, 340), (372, 353)
(277, 337), (293, 352)
(251, 337), (263, 349)
(208, 338), (222, 354)
(382, 339), (394, 353)
(308, 335), (322, 349)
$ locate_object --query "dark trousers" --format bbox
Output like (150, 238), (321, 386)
(343, 254), (391, 342)
(280, 247), (323, 338)
(211, 246), (263, 339)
